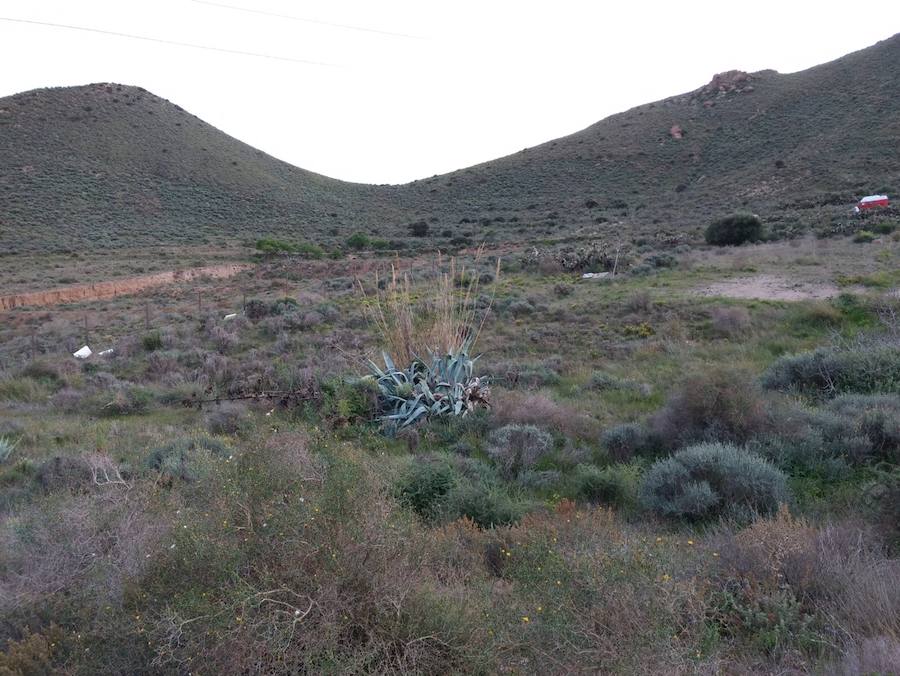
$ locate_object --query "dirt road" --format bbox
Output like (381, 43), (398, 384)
(0, 264), (250, 310)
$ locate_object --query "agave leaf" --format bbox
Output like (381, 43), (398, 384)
(401, 405), (429, 427)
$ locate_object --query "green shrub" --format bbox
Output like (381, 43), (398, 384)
(600, 423), (656, 461)
(346, 232), (371, 250)
(394, 457), (460, 520)
(567, 463), (639, 508)
(18, 361), (63, 387)
(98, 385), (154, 416)
(705, 213), (763, 246)
(761, 345), (900, 398)
(639, 442), (790, 521)
(443, 482), (525, 527)
(408, 220), (429, 237)
(255, 237), (324, 258)
(243, 298), (269, 320)
(320, 378), (378, 427)
(145, 435), (228, 481)
(141, 331), (163, 352)
(487, 424), (553, 478)
(853, 230), (876, 243)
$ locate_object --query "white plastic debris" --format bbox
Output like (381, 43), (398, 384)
(223, 313), (237, 320)
(98, 348), (114, 357)
(581, 272), (610, 280)
(73, 345), (92, 359)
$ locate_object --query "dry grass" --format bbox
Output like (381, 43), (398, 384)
(492, 390), (601, 440)
(360, 252), (500, 365)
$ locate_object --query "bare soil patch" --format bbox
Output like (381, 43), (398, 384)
(0, 264), (250, 310)
(697, 274), (841, 301)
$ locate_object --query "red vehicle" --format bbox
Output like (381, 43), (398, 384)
(855, 194), (890, 212)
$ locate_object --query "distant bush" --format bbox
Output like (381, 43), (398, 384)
(255, 237), (324, 258)
(244, 298), (269, 320)
(141, 331), (163, 352)
(852, 230), (876, 243)
(487, 424), (553, 478)
(762, 345), (900, 398)
(705, 213), (763, 246)
(346, 232), (371, 250)
(639, 442), (789, 521)
(407, 221), (429, 237)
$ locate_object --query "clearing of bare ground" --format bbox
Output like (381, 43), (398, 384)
(0, 229), (897, 674)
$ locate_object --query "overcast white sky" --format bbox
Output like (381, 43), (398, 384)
(1, 1), (898, 184)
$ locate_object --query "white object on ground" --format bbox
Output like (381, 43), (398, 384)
(581, 272), (610, 280)
(224, 313), (237, 320)
(73, 345), (92, 359)
(98, 348), (114, 357)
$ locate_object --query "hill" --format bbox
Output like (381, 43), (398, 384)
(1, 33), (898, 253)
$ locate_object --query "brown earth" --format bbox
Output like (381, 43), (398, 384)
(0, 264), (250, 310)
(697, 274), (841, 301)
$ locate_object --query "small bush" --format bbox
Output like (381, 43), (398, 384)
(394, 457), (459, 520)
(600, 423), (656, 462)
(853, 230), (876, 243)
(639, 442), (790, 521)
(651, 368), (768, 448)
(98, 385), (154, 417)
(487, 424), (553, 478)
(34, 455), (93, 492)
(443, 482), (525, 528)
(145, 435), (228, 481)
(710, 306), (752, 338)
(705, 213), (763, 246)
(141, 331), (163, 352)
(346, 232), (371, 250)
(407, 220), (429, 237)
(762, 345), (900, 398)
(567, 463), (639, 508)
(204, 402), (252, 436)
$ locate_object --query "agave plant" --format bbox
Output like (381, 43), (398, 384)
(366, 336), (490, 430)
(0, 435), (19, 464)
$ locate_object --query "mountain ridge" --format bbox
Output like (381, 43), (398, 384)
(1, 32), (898, 253)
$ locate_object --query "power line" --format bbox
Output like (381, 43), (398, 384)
(189, 0), (424, 40)
(0, 16), (338, 66)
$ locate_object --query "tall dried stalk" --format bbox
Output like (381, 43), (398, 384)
(360, 251), (500, 366)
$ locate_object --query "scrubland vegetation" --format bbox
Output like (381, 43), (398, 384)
(0, 229), (897, 674)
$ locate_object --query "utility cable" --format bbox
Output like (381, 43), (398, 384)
(0, 16), (337, 66)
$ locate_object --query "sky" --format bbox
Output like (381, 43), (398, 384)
(1, 1), (899, 184)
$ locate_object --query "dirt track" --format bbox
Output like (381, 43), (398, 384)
(0, 264), (250, 310)
(697, 274), (841, 301)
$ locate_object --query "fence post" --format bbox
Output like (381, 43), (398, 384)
(198, 291), (202, 316)
(145, 302), (150, 331)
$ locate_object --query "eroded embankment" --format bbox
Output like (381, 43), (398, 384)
(0, 264), (249, 310)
